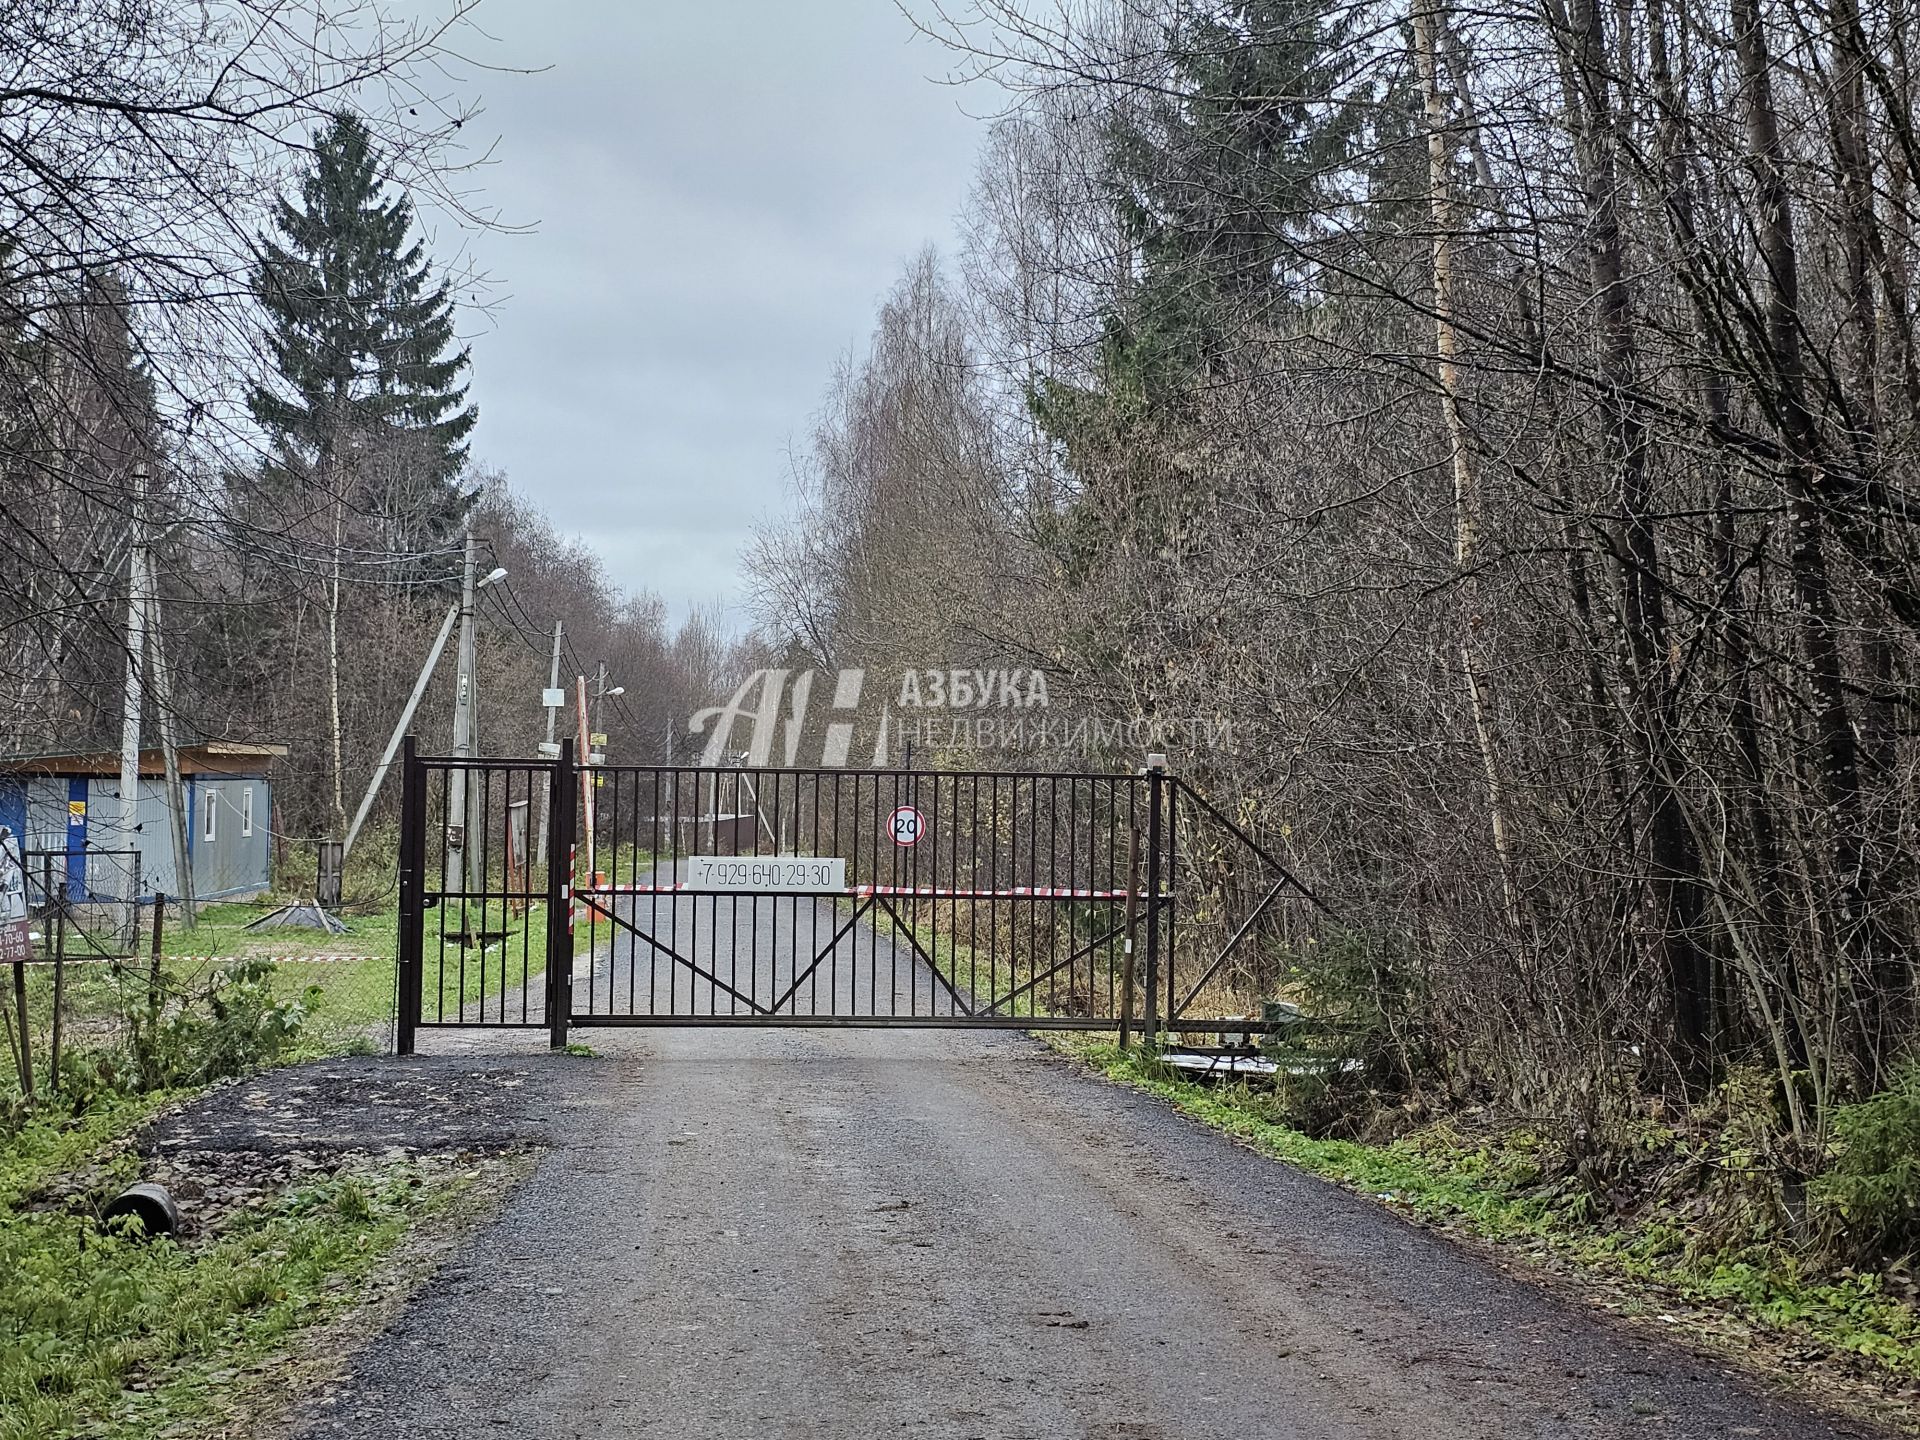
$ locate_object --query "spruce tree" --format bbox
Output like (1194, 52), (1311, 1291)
(248, 112), (476, 538)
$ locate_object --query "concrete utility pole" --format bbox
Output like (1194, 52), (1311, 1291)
(534, 619), (563, 871)
(145, 595), (196, 926)
(446, 528), (508, 903)
(446, 528), (477, 903)
(342, 599), (460, 863)
(115, 465), (149, 908)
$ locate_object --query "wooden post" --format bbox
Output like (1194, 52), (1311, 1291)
(11, 944), (30, 1101)
(49, 884), (66, 1093)
(148, 891), (166, 1034)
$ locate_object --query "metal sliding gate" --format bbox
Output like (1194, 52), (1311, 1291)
(395, 738), (1318, 1052)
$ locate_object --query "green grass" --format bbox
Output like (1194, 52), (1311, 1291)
(0, 1093), (179, 1211)
(165, 882), (598, 1032)
(1062, 1037), (1920, 1388)
(0, 1130), (465, 1440)
(162, 900), (401, 1036)
(417, 900), (555, 1023)
(6, 866), (614, 1070)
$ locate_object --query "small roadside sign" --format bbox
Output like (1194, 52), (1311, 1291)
(887, 805), (925, 848)
(541, 687), (566, 708)
(0, 827), (27, 962)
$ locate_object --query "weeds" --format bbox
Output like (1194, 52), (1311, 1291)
(0, 1161), (460, 1440)
(1065, 1037), (1920, 1385)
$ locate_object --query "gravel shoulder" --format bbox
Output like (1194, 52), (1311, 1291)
(274, 1026), (1887, 1440)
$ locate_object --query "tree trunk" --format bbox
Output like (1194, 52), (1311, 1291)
(1413, 2), (1524, 941)
(1731, 0), (1902, 1084)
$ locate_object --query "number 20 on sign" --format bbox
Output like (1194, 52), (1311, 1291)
(888, 805), (925, 847)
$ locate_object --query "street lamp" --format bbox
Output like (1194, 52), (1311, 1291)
(589, 667), (622, 764)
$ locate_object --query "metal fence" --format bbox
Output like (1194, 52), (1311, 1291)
(397, 739), (1324, 1051)
(25, 848), (143, 958)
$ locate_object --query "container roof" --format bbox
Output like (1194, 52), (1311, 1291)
(0, 742), (287, 778)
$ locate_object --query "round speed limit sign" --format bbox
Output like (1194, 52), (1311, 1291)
(887, 804), (925, 848)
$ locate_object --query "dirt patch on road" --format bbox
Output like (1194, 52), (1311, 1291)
(53, 1055), (586, 1439)
(139, 1055), (560, 1226)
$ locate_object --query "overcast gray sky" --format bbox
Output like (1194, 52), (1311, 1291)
(425, 2), (988, 628)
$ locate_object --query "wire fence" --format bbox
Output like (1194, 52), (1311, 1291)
(1, 890), (399, 1107)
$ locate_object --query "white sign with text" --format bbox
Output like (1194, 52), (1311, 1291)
(684, 855), (847, 892)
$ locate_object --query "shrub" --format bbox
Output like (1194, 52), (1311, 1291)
(131, 959), (318, 1090)
(1815, 1066), (1920, 1264)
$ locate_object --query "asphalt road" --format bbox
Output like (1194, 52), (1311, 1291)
(298, 897), (1881, 1438)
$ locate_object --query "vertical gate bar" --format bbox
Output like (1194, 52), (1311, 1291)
(946, 774), (959, 1013)
(989, 773), (1000, 1010)
(525, 765), (536, 1021)
(453, 766), (468, 1018)
(1103, 777), (1115, 1017)
(839, 770), (850, 1014)
(583, 764), (597, 1016)
(865, 773), (876, 1015)
(967, 773), (978, 1011)
(810, 772), (823, 1016)
(618, 764), (630, 1014)
(669, 769), (680, 1015)
(1030, 775), (1038, 1016)
(730, 771), (741, 1016)
(908, 768), (921, 1016)
(746, 769), (755, 1011)
(742, 769), (752, 1014)
(1166, 771), (1179, 1024)
(396, 735), (425, 1055)
(707, 773), (719, 1016)
(771, 771), (784, 1014)
(1143, 759), (1164, 1047)
(478, 763), (493, 1020)
(633, 768), (648, 1013)
(546, 739), (577, 1049)
(1097, 776), (1106, 1014)
(1061, 777), (1072, 1014)
(649, 768), (661, 1014)
(1119, 820), (1141, 1048)
(432, 763), (447, 1021)
(691, 770), (702, 1014)
(521, 768), (533, 1020)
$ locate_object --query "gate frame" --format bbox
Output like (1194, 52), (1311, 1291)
(394, 744), (1322, 1054)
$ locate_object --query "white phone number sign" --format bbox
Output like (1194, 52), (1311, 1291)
(684, 856), (847, 892)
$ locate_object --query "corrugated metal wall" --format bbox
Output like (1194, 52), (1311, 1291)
(192, 777), (271, 898)
(0, 771), (273, 901)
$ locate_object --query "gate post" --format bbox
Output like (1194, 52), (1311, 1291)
(545, 738), (577, 1050)
(1142, 755), (1165, 1048)
(395, 735), (426, 1056)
